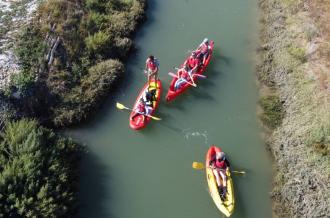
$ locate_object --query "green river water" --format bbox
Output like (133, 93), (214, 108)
(68, 0), (272, 217)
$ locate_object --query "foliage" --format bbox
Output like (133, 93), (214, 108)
(259, 95), (284, 129)
(0, 119), (83, 217)
(85, 31), (111, 54)
(15, 25), (46, 73)
(53, 59), (124, 127)
(10, 0), (146, 126)
(8, 71), (35, 98)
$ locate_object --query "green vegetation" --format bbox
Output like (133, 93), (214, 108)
(53, 59), (124, 126)
(259, 94), (284, 129)
(287, 46), (306, 63)
(0, 119), (83, 217)
(6, 0), (146, 127)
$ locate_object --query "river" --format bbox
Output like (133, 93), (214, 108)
(67, 0), (272, 217)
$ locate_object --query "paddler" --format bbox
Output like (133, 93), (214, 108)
(197, 38), (211, 65)
(210, 151), (230, 199)
(174, 66), (191, 91)
(145, 55), (159, 87)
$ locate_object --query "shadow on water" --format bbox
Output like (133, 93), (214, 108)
(133, 0), (158, 43)
(78, 151), (112, 218)
(189, 88), (215, 101)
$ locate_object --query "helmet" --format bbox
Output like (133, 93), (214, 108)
(202, 38), (209, 44)
(216, 152), (225, 160)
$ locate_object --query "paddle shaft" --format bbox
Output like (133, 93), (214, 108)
(192, 161), (245, 174)
(168, 72), (196, 87)
(174, 67), (207, 79)
(116, 103), (161, 120)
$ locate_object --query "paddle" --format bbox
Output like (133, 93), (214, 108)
(192, 161), (246, 175)
(168, 72), (197, 87)
(116, 102), (161, 121)
(173, 67), (206, 78)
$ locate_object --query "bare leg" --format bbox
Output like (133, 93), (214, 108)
(213, 168), (222, 187)
(219, 170), (227, 187)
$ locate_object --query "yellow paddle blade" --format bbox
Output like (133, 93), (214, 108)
(149, 115), (161, 121)
(192, 162), (205, 170)
(116, 102), (128, 110)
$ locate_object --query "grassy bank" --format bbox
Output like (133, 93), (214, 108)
(258, 0), (330, 217)
(2, 0), (146, 127)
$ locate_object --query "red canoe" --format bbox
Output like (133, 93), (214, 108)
(166, 40), (214, 101)
(129, 79), (162, 130)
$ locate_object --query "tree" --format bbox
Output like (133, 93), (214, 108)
(0, 119), (83, 217)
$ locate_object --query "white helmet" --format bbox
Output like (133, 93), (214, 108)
(202, 38), (209, 44)
(216, 152), (225, 160)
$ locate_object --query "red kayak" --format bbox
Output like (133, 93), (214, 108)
(129, 79), (162, 130)
(166, 40), (214, 101)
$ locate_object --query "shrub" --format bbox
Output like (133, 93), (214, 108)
(0, 119), (83, 217)
(259, 95), (284, 129)
(312, 141), (329, 156)
(115, 37), (133, 57)
(53, 59), (124, 126)
(9, 71), (35, 97)
(85, 31), (111, 54)
(287, 46), (307, 63)
(15, 26), (46, 72)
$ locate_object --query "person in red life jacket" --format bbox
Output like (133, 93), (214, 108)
(210, 151), (230, 199)
(131, 89), (155, 122)
(174, 66), (191, 91)
(130, 98), (147, 122)
(145, 55), (159, 86)
(184, 52), (200, 75)
(183, 52), (200, 85)
(197, 38), (211, 65)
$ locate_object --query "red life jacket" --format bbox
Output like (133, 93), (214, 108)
(178, 69), (189, 80)
(136, 102), (145, 113)
(187, 57), (199, 69)
(215, 159), (227, 169)
(146, 59), (158, 71)
(182, 71), (190, 80)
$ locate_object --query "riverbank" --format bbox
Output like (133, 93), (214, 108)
(0, 0), (147, 217)
(0, 0), (146, 127)
(258, 0), (330, 217)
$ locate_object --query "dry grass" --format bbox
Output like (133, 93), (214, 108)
(258, 0), (330, 216)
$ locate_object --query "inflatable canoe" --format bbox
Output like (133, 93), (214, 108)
(166, 40), (214, 101)
(129, 79), (162, 130)
(206, 145), (235, 217)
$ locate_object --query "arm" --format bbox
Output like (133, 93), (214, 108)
(225, 158), (230, 167)
(145, 59), (149, 71)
